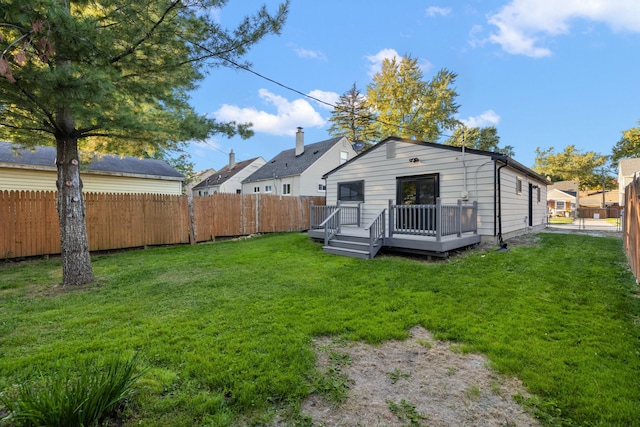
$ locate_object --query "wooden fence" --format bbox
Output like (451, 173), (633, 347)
(624, 177), (640, 282)
(0, 190), (324, 259)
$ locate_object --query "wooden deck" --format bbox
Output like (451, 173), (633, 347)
(308, 225), (481, 257)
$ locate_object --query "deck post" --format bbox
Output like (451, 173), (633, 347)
(357, 202), (362, 227)
(310, 201), (315, 229)
(473, 201), (478, 234)
(388, 199), (394, 237)
(436, 198), (442, 242)
(457, 199), (462, 237)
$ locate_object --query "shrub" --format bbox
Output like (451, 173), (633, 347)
(1, 354), (145, 427)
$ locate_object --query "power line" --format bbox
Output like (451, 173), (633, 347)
(217, 56), (458, 141)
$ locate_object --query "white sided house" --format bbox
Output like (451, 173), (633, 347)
(0, 142), (184, 195)
(309, 137), (549, 259)
(191, 150), (265, 195)
(242, 128), (357, 196)
(618, 158), (640, 206)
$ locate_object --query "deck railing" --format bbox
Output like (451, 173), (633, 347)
(365, 208), (386, 257)
(389, 198), (477, 241)
(319, 208), (342, 246)
(310, 202), (361, 229)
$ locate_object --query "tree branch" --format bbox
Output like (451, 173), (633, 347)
(109, 0), (183, 65)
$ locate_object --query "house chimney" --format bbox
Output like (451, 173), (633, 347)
(229, 149), (236, 169)
(295, 127), (304, 156)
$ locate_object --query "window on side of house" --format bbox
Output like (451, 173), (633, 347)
(338, 180), (364, 202)
(340, 151), (349, 164)
(516, 177), (523, 194)
(236, 189), (241, 194)
(265, 185), (272, 193)
(253, 186), (260, 193)
(556, 200), (566, 210)
(537, 186), (541, 203)
(317, 182), (326, 192)
(282, 183), (291, 195)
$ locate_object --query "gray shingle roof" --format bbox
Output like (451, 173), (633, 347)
(244, 137), (344, 183)
(0, 142), (183, 179)
(192, 157), (261, 189)
(619, 158), (640, 176)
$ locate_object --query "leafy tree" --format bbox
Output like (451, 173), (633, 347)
(0, 0), (288, 285)
(327, 83), (378, 149)
(532, 145), (612, 190)
(444, 126), (515, 157)
(611, 121), (640, 165)
(366, 55), (460, 141)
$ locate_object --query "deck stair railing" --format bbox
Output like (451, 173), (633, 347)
(389, 198), (477, 241)
(319, 208), (342, 246)
(365, 208), (386, 258)
(310, 202), (361, 229)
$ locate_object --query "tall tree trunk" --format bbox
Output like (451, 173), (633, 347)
(55, 113), (94, 286)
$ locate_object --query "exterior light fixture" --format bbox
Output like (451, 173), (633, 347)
(409, 157), (419, 163)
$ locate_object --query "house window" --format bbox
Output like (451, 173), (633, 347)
(282, 183), (291, 195)
(236, 189), (241, 194)
(556, 200), (566, 210)
(516, 177), (523, 194)
(340, 151), (349, 164)
(537, 186), (541, 203)
(318, 183), (326, 192)
(265, 185), (272, 193)
(338, 180), (364, 202)
(253, 186), (260, 193)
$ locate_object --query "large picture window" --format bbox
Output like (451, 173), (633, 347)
(338, 180), (364, 202)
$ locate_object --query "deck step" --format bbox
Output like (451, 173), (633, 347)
(323, 245), (371, 259)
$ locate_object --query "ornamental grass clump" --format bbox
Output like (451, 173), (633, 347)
(1, 354), (145, 427)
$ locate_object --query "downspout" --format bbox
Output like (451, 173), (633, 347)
(495, 157), (509, 252)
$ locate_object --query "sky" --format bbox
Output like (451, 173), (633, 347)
(185, 0), (640, 173)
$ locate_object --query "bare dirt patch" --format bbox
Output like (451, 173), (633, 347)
(301, 326), (540, 427)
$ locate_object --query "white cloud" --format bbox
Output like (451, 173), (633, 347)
(213, 89), (325, 136)
(460, 110), (501, 128)
(486, 0), (640, 57)
(365, 48), (400, 76)
(307, 90), (339, 110)
(365, 49), (432, 76)
(294, 47), (327, 60)
(426, 6), (451, 17)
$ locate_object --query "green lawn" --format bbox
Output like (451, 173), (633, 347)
(1, 233), (638, 426)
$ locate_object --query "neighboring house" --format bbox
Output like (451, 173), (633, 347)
(241, 128), (357, 196)
(618, 158), (640, 206)
(547, 188), (576, 217)
(191, 150), (265, 195)
(578, 189), (618, 208)
(0, 142), (184, 195)
(310, 137), (548, 258)
(184, 168), (216, 197)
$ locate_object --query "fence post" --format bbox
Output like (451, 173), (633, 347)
(188, 196), (196, 244)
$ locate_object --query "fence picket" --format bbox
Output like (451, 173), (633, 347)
(0, 191), (324, 259)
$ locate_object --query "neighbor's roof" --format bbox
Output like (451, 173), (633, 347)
(243, 137), (345, 183)
(322, 137), (549, 183)
(549, 180), (579, 194)
(619, 158), (640, 177)
(0, 142), (183, 179)
(192, 157), (262, 189)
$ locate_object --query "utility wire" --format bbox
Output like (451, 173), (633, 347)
(218, 56), (459, 141)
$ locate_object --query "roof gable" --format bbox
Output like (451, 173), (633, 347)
(244, 137), (345, 182)
(619, 158), (640, 176)
(0, 142), (183, 179)
(192, 157), (262, 189)
(323, 137), (548, 183)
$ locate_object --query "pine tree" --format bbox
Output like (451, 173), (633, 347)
(327, 83), (378, 149)
(0, 0), (288, 285)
